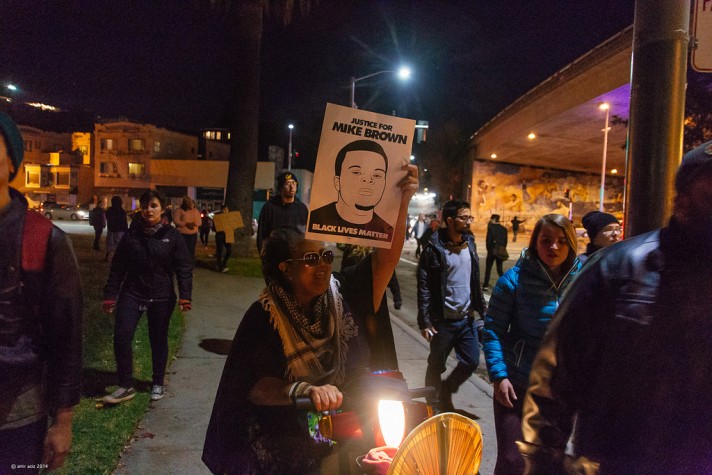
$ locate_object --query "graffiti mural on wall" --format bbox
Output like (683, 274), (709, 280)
(471, 160), (624, 229)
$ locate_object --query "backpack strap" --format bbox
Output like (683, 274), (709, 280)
(22, 210), (53, 272)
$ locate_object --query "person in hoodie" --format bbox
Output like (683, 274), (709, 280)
(482, 213), (581, 474)
(105, 195), (128, 262)
(257, 171), (308, 252)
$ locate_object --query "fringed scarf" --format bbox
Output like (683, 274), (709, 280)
(259, 276), (358, 386)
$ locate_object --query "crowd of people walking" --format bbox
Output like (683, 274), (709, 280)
(2, 105), (711, 474)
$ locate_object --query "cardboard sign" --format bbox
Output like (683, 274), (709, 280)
(212, 211), (243, 244)
(306, 103), (415, 249)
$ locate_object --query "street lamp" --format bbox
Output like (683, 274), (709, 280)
(598, 102), (611, 212)
(287, 123), (294, 171)
(350, 66), (411, 109)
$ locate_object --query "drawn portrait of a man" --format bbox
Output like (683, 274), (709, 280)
(308, 139), (394, 242)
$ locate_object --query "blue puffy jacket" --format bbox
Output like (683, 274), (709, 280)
(483, 250), (580, 389)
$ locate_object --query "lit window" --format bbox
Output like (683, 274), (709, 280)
(154, 141), (161, 152)
(26, 169), (40, 186)
(216, 131), (221, 140)
(101, 139), (114, 151)
(79, 145), (89, 156)
(128, 162), (145, 176)
(129, 139), (145, 152)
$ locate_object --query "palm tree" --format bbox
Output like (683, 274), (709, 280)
(208, 0), (316, 255)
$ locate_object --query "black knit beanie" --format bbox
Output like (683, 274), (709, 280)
(0, 112), (24, 181)
(582, 211), (619, 242)
(276, 171), (298, 189)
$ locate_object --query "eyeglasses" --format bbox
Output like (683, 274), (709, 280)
(601, 227), (622, 236)
(286, 250), (335, 267)
(455, 215), (474, 223)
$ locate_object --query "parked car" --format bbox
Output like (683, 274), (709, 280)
(41, 203), (90, 220)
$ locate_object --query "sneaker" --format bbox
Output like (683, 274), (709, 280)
(151, 385), (165, 401)
(394, 302), (402, 310)
(482, 285), (490, 292)
(103, 387), (136, 404)
(221, 267), (229, 273)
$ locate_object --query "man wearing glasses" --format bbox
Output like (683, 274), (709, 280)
(417, 199), (487, 413)
(579, 211), (622, 264)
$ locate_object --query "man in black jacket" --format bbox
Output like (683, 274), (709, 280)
(256, 171), (308, 252)
(483, 214), (508, 291)
(519, 140), (712, 474)
(0, 112), (83, 473)
(417, 199), (486, 413)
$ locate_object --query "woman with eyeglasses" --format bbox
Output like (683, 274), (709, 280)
(203, 163), (418, 475)
(482, 213), (582, 474)
(579, 211), (622, 264)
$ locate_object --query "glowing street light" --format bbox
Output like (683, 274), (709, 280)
(287, 123), (294, 171)
(599, 102), (611, 212)
(350, 66), (412, 109)
(6, 84), (18, 91)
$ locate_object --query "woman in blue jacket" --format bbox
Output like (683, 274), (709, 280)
(483, 213), (581, 474)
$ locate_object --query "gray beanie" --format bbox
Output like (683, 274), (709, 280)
(675, 140), (712, 192)
(0, 112), (24, 181)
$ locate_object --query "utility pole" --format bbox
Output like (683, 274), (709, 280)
(624, 0), (690, 237)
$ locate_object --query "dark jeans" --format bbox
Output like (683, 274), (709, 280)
(512, 230), (519, 242)
(0, 416), (47, 474)
(182, 233), (198, 260)
(92, 226), (104, 250)
(114, 294), (176, 387)
(215, 232), (232, 270)
(493, 383), (526, 475)
(415, 239), (424, 258)
(483, 252), (504, 287)
(388, 271), (401, 306)
(199, 228), (210, 246)
(424, 317), (480, 402)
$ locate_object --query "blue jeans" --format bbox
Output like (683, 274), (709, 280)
(424, 317), (480, 401)
(114, 294), (176, 387)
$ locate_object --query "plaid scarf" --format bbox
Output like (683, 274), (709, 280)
(259, 276), (358, 386)
(140, 215), (169, 236)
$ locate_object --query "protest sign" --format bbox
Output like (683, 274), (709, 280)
(213, 211), (243, 244)
(306, 103), (416, 249)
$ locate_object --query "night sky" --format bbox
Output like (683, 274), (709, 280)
(1, 0), (636, 165)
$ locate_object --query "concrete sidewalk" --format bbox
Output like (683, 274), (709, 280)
(115, 264), (496, 474)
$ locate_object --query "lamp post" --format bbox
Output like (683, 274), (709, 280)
(287, 123), (294, 170)
(350, 66), (411, 109)
(599, 102), (610, 212)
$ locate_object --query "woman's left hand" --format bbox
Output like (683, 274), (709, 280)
(306, 384), (343, 412)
